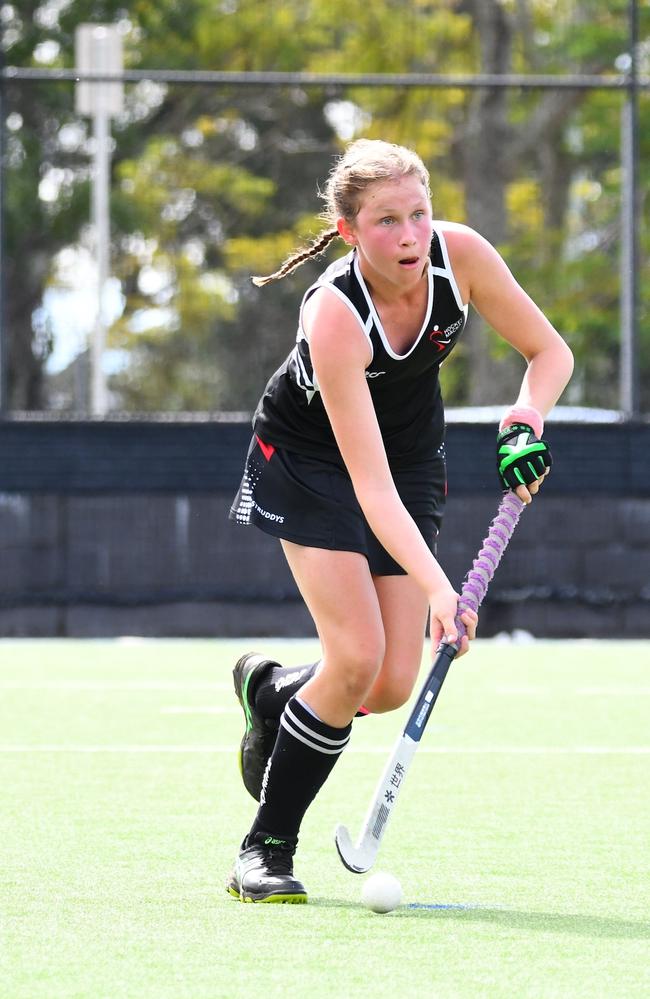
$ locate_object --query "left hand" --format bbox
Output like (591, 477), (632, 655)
(454, 607), (479, 658)
(430, 592), (478, 659)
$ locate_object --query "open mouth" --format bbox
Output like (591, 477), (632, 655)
(399, 256), (419, 266)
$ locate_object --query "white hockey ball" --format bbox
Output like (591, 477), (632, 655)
(361, 872), (403, 913)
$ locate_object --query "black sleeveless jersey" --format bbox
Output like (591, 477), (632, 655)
(253, 224), (467, 467)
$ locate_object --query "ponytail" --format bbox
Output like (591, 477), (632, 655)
(252, 228), (339, 287)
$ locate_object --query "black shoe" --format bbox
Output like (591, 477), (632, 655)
(233, 653), (280, 801)
(226, 834), (307, 903)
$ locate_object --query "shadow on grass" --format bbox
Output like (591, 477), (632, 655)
(310, 898), (364, 911)
(398, 904), (650, 939)
(311, 898), (650, 939)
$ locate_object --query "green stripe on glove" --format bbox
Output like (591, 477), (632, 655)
(496, 422), (552, 490)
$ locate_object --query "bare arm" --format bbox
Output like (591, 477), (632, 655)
(303, 289), (471, 647)
(445, 224), (574, 503)
(444, 223), (574, 416)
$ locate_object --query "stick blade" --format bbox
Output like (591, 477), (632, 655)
(334, 823), (375, 874)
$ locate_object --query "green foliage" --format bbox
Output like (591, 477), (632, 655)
(6, 0), (649, 412)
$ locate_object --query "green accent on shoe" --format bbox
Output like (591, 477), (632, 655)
(240, 668), (256, 733)
(232, 653), (280, 800)
(242, 893), (308, 904)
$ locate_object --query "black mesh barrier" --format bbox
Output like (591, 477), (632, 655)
(0, 418), (648, 496)
(0, 418), (647, 637)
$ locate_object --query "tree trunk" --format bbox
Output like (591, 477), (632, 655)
(460, 0), (524, 405)
(5, 254), (47, 410)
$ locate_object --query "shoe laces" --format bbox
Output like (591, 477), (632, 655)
(264, 845), (294, 875)
(247, 835), (295, 874)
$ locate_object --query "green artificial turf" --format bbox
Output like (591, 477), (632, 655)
(1, 638), (648, 998)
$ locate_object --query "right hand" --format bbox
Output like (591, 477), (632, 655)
(429, 588), (478, 659)
(496, 422), (552, 495)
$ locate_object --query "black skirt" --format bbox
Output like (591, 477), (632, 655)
(230, 435), (446, 577)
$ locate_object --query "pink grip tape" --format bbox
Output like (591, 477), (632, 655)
(454, 492), (526, 639)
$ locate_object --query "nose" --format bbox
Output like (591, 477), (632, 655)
(399, 223), (417, 245)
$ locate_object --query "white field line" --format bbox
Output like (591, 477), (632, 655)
(0, 745), (649, 755)
(160, 706), (239, 715)
(495, 686), (650, 696)
(0, 682), (231, 691)
(2, 682), (649, 695)
(575, 687), (650, 696)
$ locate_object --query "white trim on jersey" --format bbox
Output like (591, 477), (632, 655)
(432, 223), (467, 312)
(294, 347), (314, 389)
(353, 254), (434, 362)
(296, 251), (375, 363)
(290, 345), (318, 403)
(316, 282), (374, 348)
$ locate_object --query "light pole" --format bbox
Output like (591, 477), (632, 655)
(75, 25), (123, 416)
(620, 0), (640, 418)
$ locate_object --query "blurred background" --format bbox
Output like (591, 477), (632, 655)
(1, 0), (648, 638)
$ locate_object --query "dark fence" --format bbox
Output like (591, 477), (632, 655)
(0, 418), (648, 638)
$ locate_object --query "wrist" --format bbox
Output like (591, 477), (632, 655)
(499, 405), (544, 438)
(427, 578), (455, 602)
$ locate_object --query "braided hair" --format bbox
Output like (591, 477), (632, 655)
(252, 139), (431, 287)
(251, 229), (339, 288)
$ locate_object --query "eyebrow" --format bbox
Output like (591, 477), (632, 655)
(372, 203), (428, 213)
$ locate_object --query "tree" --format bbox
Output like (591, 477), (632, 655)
(5, 0), (648, 412)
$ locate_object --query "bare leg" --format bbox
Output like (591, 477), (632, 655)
(363, 573), (429, 713)
(228, 546), (430, 903)
(280, 542), (386, 727)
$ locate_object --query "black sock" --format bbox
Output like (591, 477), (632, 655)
(253, 662), (319, 720)
(248, 695), (352, 844)
(253, 661), (371, 721)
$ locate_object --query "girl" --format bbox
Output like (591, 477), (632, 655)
(227, 139), (573, 903)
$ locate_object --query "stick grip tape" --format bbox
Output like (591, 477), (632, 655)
(455, 492), (525, 639)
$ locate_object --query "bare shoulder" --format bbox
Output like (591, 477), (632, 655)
(302, 286), (372, 366)
(435, 221), (512, 301)
(436, 221), (495, 267)
(436, 222), (564, 357)
(302, 285), (356, 332)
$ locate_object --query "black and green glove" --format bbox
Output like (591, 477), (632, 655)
(496, 422), (552, 490)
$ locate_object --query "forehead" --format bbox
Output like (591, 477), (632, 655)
(359, 175), (429, 212)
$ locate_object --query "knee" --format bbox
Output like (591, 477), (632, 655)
(367, 668), (415, 713)
(334, 636), (386, 706)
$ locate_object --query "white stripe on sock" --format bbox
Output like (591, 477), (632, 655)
(284, 702), (350, 749)
(280, 715), (346, 755)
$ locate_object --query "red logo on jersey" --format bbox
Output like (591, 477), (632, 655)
(429, 327), (450, 352)
(429, 317), (463, 351)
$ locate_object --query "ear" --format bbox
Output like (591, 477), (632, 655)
(337, 217), (357, 246)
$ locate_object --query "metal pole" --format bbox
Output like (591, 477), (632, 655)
(620, 0), (639, 417)
(91, 108), (110, 416)
(0, 48), (5, 413)
(76, 24), (123, 417)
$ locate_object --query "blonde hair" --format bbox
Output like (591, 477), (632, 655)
(252, 139), (431, 287)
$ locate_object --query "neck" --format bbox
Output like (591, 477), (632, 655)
(359, 257), (430, 306)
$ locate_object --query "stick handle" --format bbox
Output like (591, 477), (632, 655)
(454, 492), (525, 638)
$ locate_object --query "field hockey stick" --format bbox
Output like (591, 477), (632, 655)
(334, 491), (526, 874)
